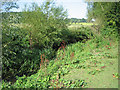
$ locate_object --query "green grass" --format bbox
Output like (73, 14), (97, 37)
(61, 39), (118, 88)
(79, 23), (94, 25)
(55, 38), (118, 88)
(68, 23), (98, 30)
(69, 23), (95, 25)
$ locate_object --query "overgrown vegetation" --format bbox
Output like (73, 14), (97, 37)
(1, 0), (119, 89)
(21, 2), (68, 49)
(87, 2), (119, 39)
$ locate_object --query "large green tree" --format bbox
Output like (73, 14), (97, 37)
(0, 0), (19, 12)
(87, 2), (120, 38)
(87, 2), (120, 27)
(22, 0), (68, 48)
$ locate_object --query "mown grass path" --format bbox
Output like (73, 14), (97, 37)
(63, 58), (118, 88)
(62, 40), (118, 88)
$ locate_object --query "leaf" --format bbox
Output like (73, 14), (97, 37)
(99, 64), (104, 67)
(70, 84), (75, 88)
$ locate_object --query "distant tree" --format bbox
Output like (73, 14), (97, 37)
(1, 0), (19, 26)
(80, 18), (86, 22)
(1, 0), (19, 12)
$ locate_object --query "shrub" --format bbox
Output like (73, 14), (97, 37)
(22, 1), (68, 49)
(100, 26), (118, 41)
(2, 0), (67, 81)
(2, 25), (56, 81)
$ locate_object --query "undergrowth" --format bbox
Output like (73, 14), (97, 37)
(2, 32), (118, 89)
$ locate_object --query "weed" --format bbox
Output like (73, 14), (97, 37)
(113, 73), (120, 79)
(88, 69), (101, 75)
(56, 40), (66, 61)
(40, 54), (49, 68)
(70, 52), (74, 60)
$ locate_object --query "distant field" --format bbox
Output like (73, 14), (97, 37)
(10, 23), (98, 30)
(68, 23), (98, 30)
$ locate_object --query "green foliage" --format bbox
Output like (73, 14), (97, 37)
(22, 1), (68, 48)
(88, 69), (102, 75)
(2, 0), (93, 83)
(60, 27), (94, 44)
(67, 18), (87, 24)
(2, 76), (86, 88)
(113, 73), (120, 79)
(2, 54), (87, 88)
(1, 1), (19, 12)
(100, 27), (118, 40)
(2, 33), (117, 88)
(87, 2), (119, 39)
(2, 0), (118, 89)
(2, 26), (37, 80)
(2, 0), (68, 82)
(2, 25), (56, 81)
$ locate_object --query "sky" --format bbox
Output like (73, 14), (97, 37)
(11, 0), (88, 19)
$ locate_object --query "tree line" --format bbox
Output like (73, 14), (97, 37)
(67, 18), (87, 24)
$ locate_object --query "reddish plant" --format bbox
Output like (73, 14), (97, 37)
(45, 59), (49, 63)
(55, 40), (66, 61)
(82, 85), (84, 88)
(70, 52), (74, 60)
(112, 74), (116, 78)
(105, 45), (108, 48)
(45, 59), (49, 68)
(62, 40), (66, 48)
(105, 43), (111, 49)
(110, 42), (111, 46)
(101, 66), (106, 68)
(94, 63), (96, 65)
(40, 54), (44, 69)
(55, 73), (60, 88)
(40, 54), (49, 69)
(40, 54), (45, 63)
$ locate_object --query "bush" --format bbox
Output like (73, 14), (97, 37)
(63, 27), (94, 44)
(2, 25), (56, 81)
(2, 0), (67, 81)
(100, 26), (118, 41)
(22, 1), (68, 49)
(2, 0), (94, 84)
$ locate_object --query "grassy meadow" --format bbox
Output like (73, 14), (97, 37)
(68, 23), (98, 30)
